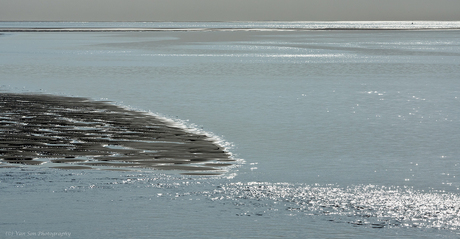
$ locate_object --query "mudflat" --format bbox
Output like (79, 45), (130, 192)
(0, 93), (234, 174)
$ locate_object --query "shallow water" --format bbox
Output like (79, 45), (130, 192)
(1, 22), (460, 238)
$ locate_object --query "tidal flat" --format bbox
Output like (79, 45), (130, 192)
(0, 93), (234, 175)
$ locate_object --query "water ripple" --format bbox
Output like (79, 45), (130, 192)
(205, 182), (460, 230)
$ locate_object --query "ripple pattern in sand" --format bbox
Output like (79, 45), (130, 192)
(0, 93), (235, 175)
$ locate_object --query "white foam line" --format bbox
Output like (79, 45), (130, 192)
(116, 103), (245, 169)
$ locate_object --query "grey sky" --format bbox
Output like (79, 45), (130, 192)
(1, 0), (459, 21)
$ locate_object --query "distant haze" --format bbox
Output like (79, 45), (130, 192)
(1, 0), (459, 21)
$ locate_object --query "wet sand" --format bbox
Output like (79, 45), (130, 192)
(0, 93), (234, 175)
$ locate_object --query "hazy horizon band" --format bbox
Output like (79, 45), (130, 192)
(1, 21), (460, 32)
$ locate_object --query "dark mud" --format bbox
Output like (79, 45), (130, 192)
(0, 93), (234, 174)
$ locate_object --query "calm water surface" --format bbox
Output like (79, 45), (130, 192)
(1, 22), (460, 238)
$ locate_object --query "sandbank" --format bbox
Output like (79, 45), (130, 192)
(0, 93), (234, 175)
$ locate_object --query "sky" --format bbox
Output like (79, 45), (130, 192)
(1, 0), (459, 22)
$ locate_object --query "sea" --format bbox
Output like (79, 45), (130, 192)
(1, 21), (460, 238)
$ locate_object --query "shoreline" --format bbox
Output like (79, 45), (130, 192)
(2, 21), (460, 32)
(1, 27), (460, 32)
